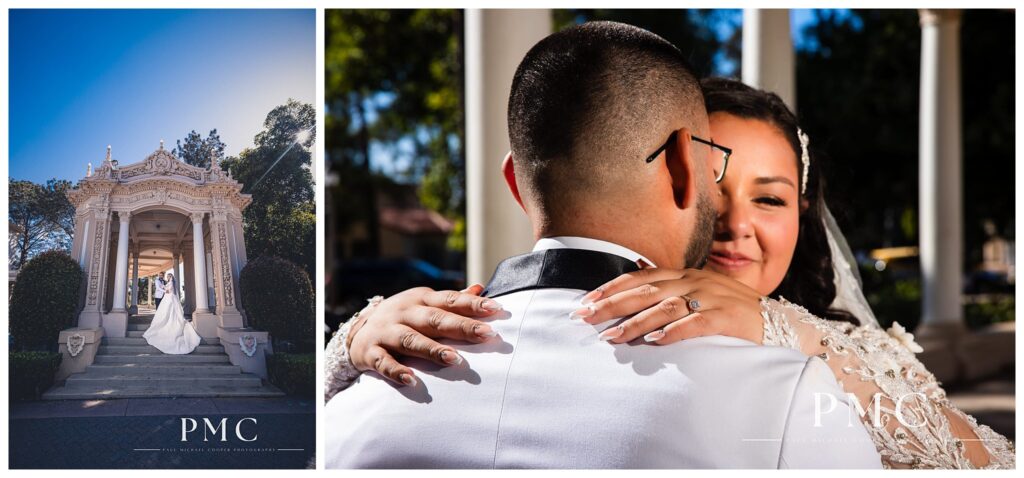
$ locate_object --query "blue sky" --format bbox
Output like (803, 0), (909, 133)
(9, 9), (315, 183)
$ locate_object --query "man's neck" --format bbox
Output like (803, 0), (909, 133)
(538, 224), (675, 269)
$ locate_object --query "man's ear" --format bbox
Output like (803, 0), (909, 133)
(502, 152), (527, 213)
(665, 128), (698, 210)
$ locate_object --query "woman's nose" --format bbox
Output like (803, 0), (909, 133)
(715, 200), (753, 240)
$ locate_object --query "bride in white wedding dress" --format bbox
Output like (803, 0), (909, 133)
(143, 273), (201, 354)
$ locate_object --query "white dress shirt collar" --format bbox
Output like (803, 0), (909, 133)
(533, 236), (656, 268)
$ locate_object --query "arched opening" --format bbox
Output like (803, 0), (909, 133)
(104, 208), (215, 317)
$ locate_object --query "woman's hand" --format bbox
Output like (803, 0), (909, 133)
(572, 268), (765, 345)
(347, 285), (503, 386)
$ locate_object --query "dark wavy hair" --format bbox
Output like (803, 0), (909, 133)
(701, 77), (860, 325)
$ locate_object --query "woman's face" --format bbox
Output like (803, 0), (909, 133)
(705, 112), (801, 295)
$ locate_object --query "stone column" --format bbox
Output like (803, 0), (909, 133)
(148, 275), (154, 306)
(129, 249), (139, 314)
(110, 212), (131, 312)
(918, 9), (964, 331)
(183, 247), (196, 315)
(72, 211), (91, 267)
(229, 212), (249, 319)
(191, 212), (218, 337)
(742, 9), (796, 111)
(191, 213), (210, 312)
(209, 210), (244, 329)
(465, 9), (549, 284)
(103, 211), (131, 337)
(103, 240), (117, 313)
(172, 252), (181, 296)
(77, 207), (112, 328)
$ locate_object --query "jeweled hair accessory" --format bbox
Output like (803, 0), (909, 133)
(797, 127), (810, 195)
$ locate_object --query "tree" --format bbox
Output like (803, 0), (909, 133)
(325, 10), (465, 258)
(173, 129), (226, 168)
(8, 178), (74, 269)
(9, 251), (82, 350)
(221, 99), (316, 277)
(794, 9), (1014, 266)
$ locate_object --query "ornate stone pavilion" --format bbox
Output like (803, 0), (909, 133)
(46, 142), (279, 398)
(69, 142), (249, 338)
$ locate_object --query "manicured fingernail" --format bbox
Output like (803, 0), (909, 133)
(569, 305), (596, 321)
(582, 288), (604, 305)
(440, 350), (463, 365)
(481, 300), (502, 311)
(599, 325), (624, 341)
(474, 324), (497, 337)
(644, 330), (666, 342)
(399, 373), (418, 387)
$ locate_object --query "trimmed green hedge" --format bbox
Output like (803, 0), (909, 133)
(267, 353), (314, 398)
(10, 251), (83, 350)
(240, 255), (314, 349)
(9, 352), (62, 401)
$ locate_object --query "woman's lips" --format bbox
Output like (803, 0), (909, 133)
(709, 250), (754, 269)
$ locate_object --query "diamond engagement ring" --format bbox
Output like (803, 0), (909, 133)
(683, 295), (701, 312)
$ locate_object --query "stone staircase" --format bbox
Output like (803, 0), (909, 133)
(43, 314), (283, 399)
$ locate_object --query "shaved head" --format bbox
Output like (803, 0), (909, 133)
(507, 21), (706, 224)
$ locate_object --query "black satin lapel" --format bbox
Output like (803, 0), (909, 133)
(482, 249), (641, 298)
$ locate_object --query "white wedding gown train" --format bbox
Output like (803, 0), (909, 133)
(143, 283), (201, 354)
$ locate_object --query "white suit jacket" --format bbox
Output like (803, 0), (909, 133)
(326, 238), (882, 469)
(154, 278), (166, 298)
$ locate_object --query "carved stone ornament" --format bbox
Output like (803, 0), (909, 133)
(239, 334), (258, 357)
(67, 333), (86, 357)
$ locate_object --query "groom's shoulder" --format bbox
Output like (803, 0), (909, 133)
(671, 335), (821, 385)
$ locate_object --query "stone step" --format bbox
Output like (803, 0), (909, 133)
(98, 345), (223, 355)
(127, 323), (150, 331)
(129, 317), (153, 323)
(41, 383), (285, 400)
(104, 337), (220, 346)
(85, 363), (242, 376)
(64, 374), (264, 389)
(94, 354), (230, 364)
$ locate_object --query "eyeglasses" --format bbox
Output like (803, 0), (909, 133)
(644, 131), (732, 183)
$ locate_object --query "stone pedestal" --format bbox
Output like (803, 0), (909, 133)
(956, 322), (1015, 381)
(102, 311), (128, 338)
(914, 322), (966, 384)
(192, 311), (221, 339)
(55, 327), (105, 382)
(218, 327), (272, 379)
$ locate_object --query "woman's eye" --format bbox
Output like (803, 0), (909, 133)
(754, 196), (787, 207)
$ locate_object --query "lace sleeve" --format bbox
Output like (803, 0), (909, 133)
(324, 296), (384, 402)
(324, 319), (361, 402)
(761, 297), (1015, 469)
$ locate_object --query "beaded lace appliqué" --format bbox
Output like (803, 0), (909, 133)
(760, 297), (1015, 469)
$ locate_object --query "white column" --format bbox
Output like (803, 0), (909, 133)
(129, 250), (139, 313)
(191, 213), (210, 313)
(183, 247), (196, 314)
(742, 9), (796, 111)
(76, 217), (90, 266)
(465, 9), (550, 284)
(110, 211), (131, 312)
(148, 275), (154, 306)
(173, 252), (181, 299)
(918, 9), (963, 328)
